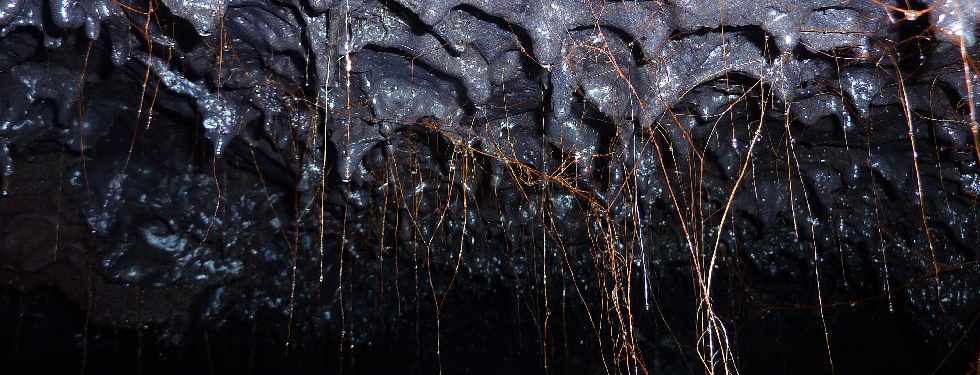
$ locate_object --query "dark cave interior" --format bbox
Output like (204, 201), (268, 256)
(2, 0), (980, 374)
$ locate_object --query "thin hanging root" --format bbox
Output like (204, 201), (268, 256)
(889, 52), (943, 304)
(438, 146), (470, 308)
(702, 80), (767, 375)
(958, 36), (980, 167)
(782, 103), (837, 375)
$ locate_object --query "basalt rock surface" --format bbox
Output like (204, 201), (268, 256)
(1, 0), (980, 373)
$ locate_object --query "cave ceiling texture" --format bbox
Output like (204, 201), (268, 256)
(2, 0), (980, 373)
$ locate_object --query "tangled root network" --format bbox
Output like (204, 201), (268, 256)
(2, 0), (980, 373)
